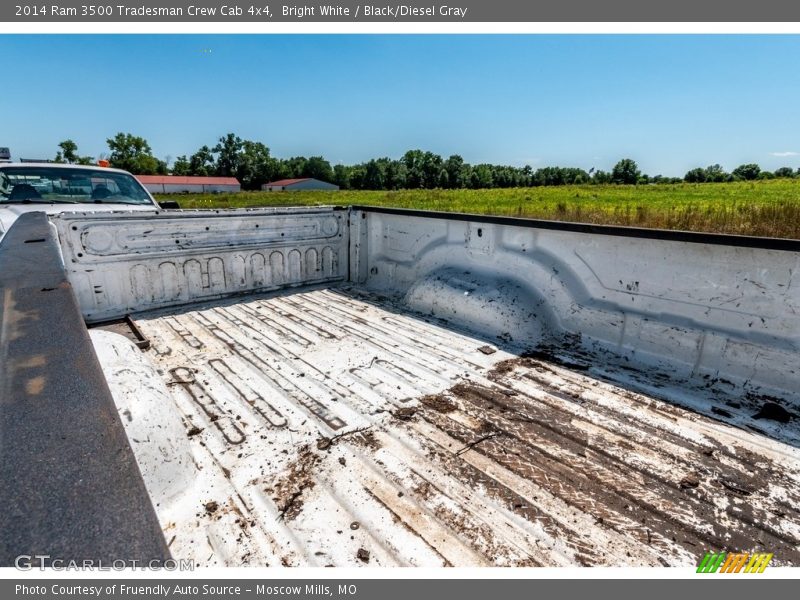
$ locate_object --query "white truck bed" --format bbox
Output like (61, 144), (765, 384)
(92, 285), (800, 567)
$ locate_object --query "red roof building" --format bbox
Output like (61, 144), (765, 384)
(262, 178), (339, 192)
(136, 175), (241, 194)
(264, 178), (310, 187)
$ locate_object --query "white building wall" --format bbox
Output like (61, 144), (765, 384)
(143, 183), (241, 194)
(263, 179), (339, 191)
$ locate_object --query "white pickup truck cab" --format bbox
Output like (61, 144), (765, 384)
(0, 162), (159, 241)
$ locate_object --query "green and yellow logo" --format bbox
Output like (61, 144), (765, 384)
(696, 552), (773, 573)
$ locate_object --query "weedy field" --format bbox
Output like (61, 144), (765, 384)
(158, 179), (800, 239)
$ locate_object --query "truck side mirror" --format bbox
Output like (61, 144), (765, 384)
(158, 201), (180, 209)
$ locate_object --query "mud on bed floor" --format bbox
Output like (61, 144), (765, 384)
(120, 286), (800, 567)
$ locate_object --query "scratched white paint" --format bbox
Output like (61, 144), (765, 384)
(91, 288), (800, 567)
(351, 210), (800, 405)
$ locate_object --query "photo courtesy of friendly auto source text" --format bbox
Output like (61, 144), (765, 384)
(1, 1), (799, 598)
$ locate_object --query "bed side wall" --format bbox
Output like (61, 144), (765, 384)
(352, 209), (800, 402)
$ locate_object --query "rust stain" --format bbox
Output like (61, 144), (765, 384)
(25, 375), (45, 395)
(15, 354), (46, 369)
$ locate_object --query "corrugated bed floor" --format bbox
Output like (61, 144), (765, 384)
(132, 286), (800, 567)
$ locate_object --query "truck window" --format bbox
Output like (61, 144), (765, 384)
(0, 166), (154, 205)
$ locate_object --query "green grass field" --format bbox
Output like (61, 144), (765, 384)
(157, 179), (800, 239)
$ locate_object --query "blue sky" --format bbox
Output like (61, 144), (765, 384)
(3, 34), (800, 176)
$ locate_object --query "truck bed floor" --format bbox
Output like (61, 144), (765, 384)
(122, 286), (800, 567)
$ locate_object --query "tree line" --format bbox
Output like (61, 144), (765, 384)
(52, 134), (800, 191)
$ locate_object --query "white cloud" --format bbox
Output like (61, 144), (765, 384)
(770, 151), (799, 157)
